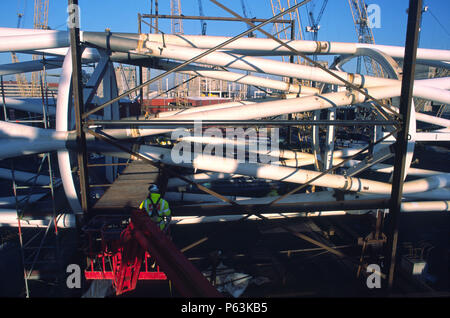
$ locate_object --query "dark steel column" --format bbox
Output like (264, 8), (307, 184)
(69, 0), (90, 217)
(385, 0), (422, 291)
(288, 20), (295, 145)
(137, 14), (144, 109)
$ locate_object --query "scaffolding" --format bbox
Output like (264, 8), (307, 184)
(1, 67), (60, 298)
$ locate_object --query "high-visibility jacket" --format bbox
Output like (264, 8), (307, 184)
(139, 193), (171, 231)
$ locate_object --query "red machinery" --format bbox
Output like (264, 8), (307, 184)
(83, 210), (221, 297)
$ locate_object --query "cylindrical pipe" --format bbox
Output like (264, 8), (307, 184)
(339, 159), (444, 177)
(157, 100), (256, 118)
(98, 85), (411, 139)
(0, 168), (52, 185)
(136, 144), (450, 195)
(144, 41), (396, 88)
(167, 172), (244, 188)
(0, 139), (67, 160)
(0, 58), (63, 76)
(171, 200), (449, 225)
(400, 200), (450, 212)
(143, 41), (450, 104)
(0, 32), (70, 52)
(0, 210), (76, 228)
(0, 193), (47, 207)
(164, 192), (250, 202)
(415, 112), (450, 128)
(2, 97), (56, 116)
(0, 27), (62, 36)
(0, 120), (68, 141)
(155, 60), (319, 95)
(145, 33), (450, 62)
(171, 211), (348, 225)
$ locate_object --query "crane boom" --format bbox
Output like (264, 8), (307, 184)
(197, 0), (207, 35)
(348, 0), (383, 76)
(170, 0), (183, 35)
(31, 0), (49, 97)
(241, 0), (254, 37)
(11, 11), (29, 97)
(306, 0), (328, 42)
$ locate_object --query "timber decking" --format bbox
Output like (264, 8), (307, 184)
(93, 161), (159, 209)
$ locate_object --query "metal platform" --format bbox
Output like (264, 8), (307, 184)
(93, 162), (160, 209)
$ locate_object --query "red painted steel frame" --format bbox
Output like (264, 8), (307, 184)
(131, 208), (222, 297)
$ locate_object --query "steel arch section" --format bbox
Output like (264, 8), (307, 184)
(56, 48), (121, 214)
(311, 47), (417, 179)
(56, 48), (83, 214)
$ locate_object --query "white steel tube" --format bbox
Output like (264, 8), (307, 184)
(0, 58), (63, 76)
(0, 193), (47, 207)
(0, 32), (70, 52)
(137, 144), (450, 195)
(164, 192), (251, 202)
(156, 60), (319, 95)
(144, 41), (397, 88)
(416, 77), (450, 90)
(0, 27), (61, 36)
(56, 47), (83, 214)
(167, 172), (244, 188)
(144, 42), (450, 104)
(0, 210), (76, 228)
(171, 211), (348, 225)
(0, 121), (68, 141)
(0, 139), (67, 160)
(3, 97), (56, 116)
(400, 201), (450, 212)
(100, 85), (413, 139)
(414, 112), (450, 128)
(0, 168), (52, 185)
(145, 34), (450, 62)
(340, 160), (443, 177)
(157, 100), (256, 118)
(171, 200), (449, 225)
(177, 135), (362, 160)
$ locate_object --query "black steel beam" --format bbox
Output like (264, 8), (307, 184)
(140, 14), (292, 24)
(385, 0), (423, 291)
(69, 0), (90, 216)
(86, 119), (397, 127)
(91, 198), (390, 217)
(168, 198), (390, 216)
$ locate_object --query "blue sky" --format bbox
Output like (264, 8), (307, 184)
(0, 0), (449, 80)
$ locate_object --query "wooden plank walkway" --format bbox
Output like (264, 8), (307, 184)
(93, 161), (160, 209)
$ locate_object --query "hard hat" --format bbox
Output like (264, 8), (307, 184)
(148, 184), (159, 193)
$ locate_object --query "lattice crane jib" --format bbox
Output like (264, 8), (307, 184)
(31, 0), (50, 97)
(347, 0), (384, 77)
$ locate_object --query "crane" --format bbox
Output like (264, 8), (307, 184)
(306, 0), (328, 59)
(170, 0), (188, 103)
(306, 0), (328, 41)
(170, 0), (183, 35)
(31, 0), (49, 97)
(348, 0), (383, 76)
(11, 11), (29, 97)
(197, 0), (207, 35)
(241, 0), (254, 38)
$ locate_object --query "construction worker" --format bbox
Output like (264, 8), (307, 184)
(267, 184), (279, 197)
(139, 184), (172, 233)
